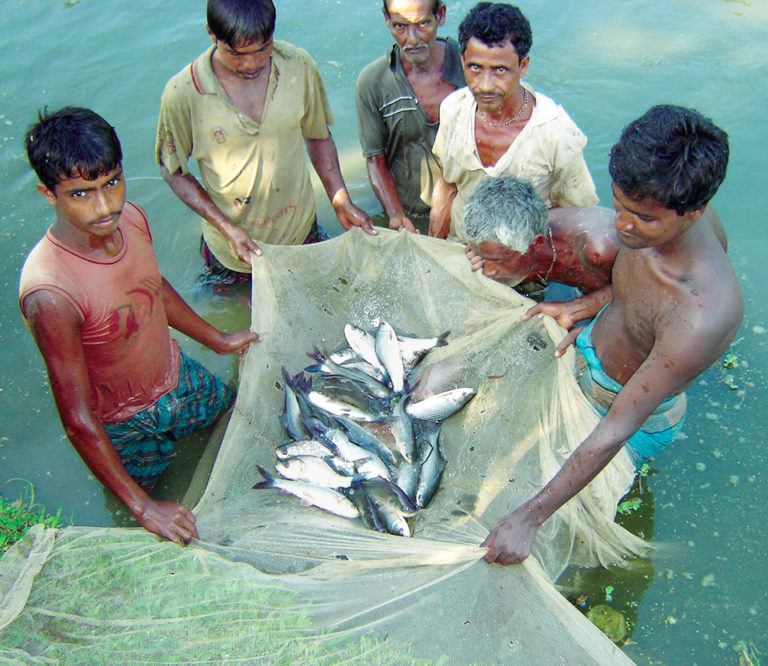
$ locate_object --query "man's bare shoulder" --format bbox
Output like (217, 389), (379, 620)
(550, 206), (618, 265)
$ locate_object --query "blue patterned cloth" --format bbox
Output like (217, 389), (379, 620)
(104, 349), (234, 487)
(573, 305), (687, 468)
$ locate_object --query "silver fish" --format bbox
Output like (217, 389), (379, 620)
(389, 399), (416, 462)
(275, 456), (359, 489)
(362, 478), (417, 537)
(275, 439), (334, 460)
(354, 455), (392, 481)
(307, 348), (391, 400)
(253, 465), (359, 519)
(281, 367), (310, 441)
(344, 324), (388, 378)
(405, 388), (476, 421)
(375, 321), (406, 393)
(307, 390), (380, 422)
(397, 330), (450, 371)
(415, 423), (446, 509)
(333, 414), (398, 473)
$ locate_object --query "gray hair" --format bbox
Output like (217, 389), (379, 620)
(463, 176), (548, 252)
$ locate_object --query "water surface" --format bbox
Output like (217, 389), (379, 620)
(1, 1), (766, 663)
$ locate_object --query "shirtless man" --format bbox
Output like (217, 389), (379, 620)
(157, 0), (374, 284)
(356, 0), (464, 233)
(429, 2), (597, 242)
(20, 107), (259, 545)
(463, 176), (618, 300)
(482, 105), (744, 565)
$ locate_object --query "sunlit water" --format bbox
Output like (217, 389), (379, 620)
(1, 1), (766, 663)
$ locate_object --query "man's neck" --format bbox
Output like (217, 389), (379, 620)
(50, 220), (123, 260)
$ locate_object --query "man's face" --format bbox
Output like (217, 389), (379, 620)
(385, 0), (445, 66)
(38, 165), (126, 238)
(461, 36), (529, 114)
(210, 33), (274, 80)
(469, 240), (535, 284)
(611, 183), (700, 249)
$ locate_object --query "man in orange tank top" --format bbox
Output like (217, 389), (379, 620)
(19, 107), (259, 545)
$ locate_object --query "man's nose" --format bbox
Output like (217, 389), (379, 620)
(478, 70), (494, 91)
(405, 24), (420, 44)
(94, 190), (111, 216)
(615, 209), (634, 231)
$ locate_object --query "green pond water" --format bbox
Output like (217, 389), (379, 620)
(1, 1), (766, 663)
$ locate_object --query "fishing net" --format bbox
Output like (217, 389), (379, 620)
(0, 229), (645, 664)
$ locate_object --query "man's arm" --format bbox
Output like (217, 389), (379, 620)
(366, 154), (417, 233)
(23, 290), (199, 545)
(522, 286), (613, 352)
(428, 175), (457, 239)
(161, 278), (260, 353)
(482, 320), (730, 565)
(160, 165), (262, 265)
(305, 134), (376, 235)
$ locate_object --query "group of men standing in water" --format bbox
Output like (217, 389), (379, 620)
(19, 0), (743, 565)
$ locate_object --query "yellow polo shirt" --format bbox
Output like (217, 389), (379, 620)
(157, 41), (333, 271)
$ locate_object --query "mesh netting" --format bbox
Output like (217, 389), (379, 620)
(1, 229), (645, 664)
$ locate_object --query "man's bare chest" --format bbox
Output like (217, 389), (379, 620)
(224, 78), (269, 124)
(408, 75), (456, 123)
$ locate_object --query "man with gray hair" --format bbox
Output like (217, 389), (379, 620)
(464, 176), (618, 301)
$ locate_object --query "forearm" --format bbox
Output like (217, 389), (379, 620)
(428, 177), (456, 238)
(161, 278), (226, 348)
(305, 134), (349, 208)
(366, 155), (405, 218)
(63, 411), (150, 518)
(523, 427), (627, 527)
(562, 286), (613, 322)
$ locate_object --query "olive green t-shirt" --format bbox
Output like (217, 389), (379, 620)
(157, 41), (333, 271)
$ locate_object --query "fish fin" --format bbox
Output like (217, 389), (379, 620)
(252, 465), (275, 489)
(436, 330), (451, 347)
(304, 363), (322, 372)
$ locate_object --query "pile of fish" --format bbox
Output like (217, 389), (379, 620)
(253, 321), (476, 536)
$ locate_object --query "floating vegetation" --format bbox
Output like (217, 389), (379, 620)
(0, 480), (63, 556)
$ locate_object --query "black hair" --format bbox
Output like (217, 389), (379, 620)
(207, 0), (276, 47)
(25, 106), (122, 192)
(609, 105), (729, 215)
(382, 0), (443, 17)
(458, 2), (532, 58)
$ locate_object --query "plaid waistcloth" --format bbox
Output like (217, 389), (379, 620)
(103, 349), (234, 488)
(573, 307), (686, 468)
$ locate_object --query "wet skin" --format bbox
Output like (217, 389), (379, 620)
(465, 206), (619, 293)
(482, 185), (744, 565)
(27, 166), (260, 545)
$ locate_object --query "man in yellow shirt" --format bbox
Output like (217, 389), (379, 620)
(157, 0), (374, 284)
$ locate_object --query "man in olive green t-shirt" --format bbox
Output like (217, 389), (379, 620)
(157, 0), (375, 281)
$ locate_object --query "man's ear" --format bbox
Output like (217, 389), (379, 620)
(206, 25), (216, 44)
(36, 183), (57, 207)
(519, 54), (531, 78)
(435, 5), (447, 26)
(530, 233), (547, 251)
(685, 204), (707, 222)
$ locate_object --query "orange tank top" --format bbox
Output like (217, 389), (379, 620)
(19, 202), (180, 422)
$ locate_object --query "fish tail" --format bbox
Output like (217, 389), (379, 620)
(436, 330), (451, 347)
(252, 464), (276, 489)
